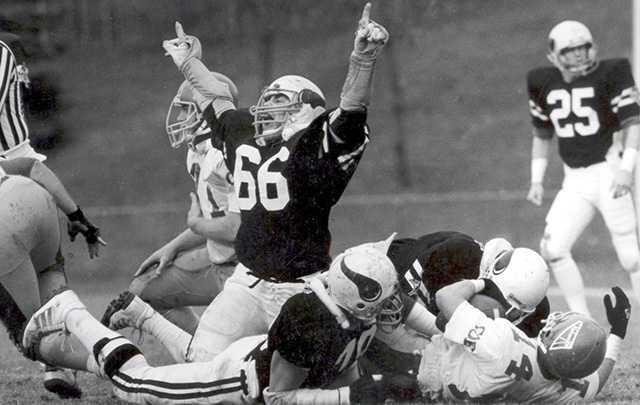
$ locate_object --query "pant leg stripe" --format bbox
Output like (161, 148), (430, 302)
(114, 370), (245, 390)
(112, 374), (244, 400)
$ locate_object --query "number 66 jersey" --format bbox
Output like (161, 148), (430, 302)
(203, 106), (369, 281)
(527, 58), (640, 168)
(418, 302), (599, 404)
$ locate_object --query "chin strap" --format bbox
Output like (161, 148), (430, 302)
(308, 278), (351, 329)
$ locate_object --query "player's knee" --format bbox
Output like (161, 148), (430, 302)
(611, 231), (640, 272)
(539, 233), (569, 263)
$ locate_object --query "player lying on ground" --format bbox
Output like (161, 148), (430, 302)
(24, 235), (423, 405)
(153, 2), (390, 362)
(362, 232), (551, 376)
(415, 280), (630, 403)
(0, 157), (105, 399)
(126, 77), (240, 336)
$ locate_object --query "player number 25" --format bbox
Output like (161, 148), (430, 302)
(234, 145), (291, 211)
(547, 87), (600, 138)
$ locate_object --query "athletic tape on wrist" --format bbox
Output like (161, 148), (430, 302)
(620, 148), (638, 172)
(605, 334), (622, 361)
(531, 158), (548, 184)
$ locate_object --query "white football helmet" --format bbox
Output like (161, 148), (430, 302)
(165, 73), (238, 149)
(479, 237), (513, 278)
(250, 75), (326, 145)
(326, 234), (400, 323)
(487, 247), (550, 325)
(537, 312), (607, 379)
(547, 20), (597, 75)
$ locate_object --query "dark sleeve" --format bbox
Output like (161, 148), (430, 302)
(608, 58), (640, 127)
(517, 296), (550, 338)
(325, 108), (369, 156)
(527, 68), (554, 132)
(0, 157), (36, 176)
(201, 104), (254, 145)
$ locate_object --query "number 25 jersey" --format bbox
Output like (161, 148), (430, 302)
(527, 58), (640, 168)
(204, 106), (370, 281)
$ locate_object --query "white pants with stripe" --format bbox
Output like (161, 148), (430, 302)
(111, 335), (265, 405)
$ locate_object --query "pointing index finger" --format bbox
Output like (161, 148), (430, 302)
(359, 2), (371, 28)
(175, 21), (186, 43)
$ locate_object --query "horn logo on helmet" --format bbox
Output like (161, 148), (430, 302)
(340, 258), (382, 302)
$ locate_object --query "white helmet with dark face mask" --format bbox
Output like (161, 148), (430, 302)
(165, 73), (239, 149)
(326, 234), (400, 323)
(250, 75), (326, 146)
(547, 20), (597, 76)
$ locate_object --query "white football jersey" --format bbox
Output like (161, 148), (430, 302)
(419, 301), (598, 403)
(186, 140), (236, 264)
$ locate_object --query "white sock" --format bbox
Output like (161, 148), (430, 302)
(160, 307), (200, 335)
(550, 256), (591, 316)
(65, 308), (121, 351)
(629, 270), (640, 305)
(143, 312), (192, 362)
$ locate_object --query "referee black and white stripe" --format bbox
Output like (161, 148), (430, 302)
(0, 39), (29, 153)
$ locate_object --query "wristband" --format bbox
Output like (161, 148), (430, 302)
(531, 158), (548, 184)
(605, 334), (622, 361)
(620, 148), (638, 172)
(67, 207), (86, 223)
(470, 279), (485, 294)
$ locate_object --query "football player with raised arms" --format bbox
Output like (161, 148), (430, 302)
(0, 157), (105, 398)
(416, 278), (630, 403)
(22, 235), (422, 404)
(150, 2), (390, 361)
(526, 20), (640, 315)
(122, 76), (240, 341)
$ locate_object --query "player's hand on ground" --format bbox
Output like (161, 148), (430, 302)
(604, 286), (631, 339)
(162, 21), (202, 70)
(611, 169), (633, 199)
(526, 182), (544, 206)
(135, 244), (178, 277)
(353, 2), (389, 57)
(67, 208), (107, 259)
(186, 192), (203, 231)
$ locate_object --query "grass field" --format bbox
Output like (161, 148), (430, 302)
(2, 0), (640, 403)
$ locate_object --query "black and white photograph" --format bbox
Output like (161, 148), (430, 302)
(0, 0), (637, 403)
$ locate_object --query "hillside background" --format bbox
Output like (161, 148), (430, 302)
(0, 0), (633, 289)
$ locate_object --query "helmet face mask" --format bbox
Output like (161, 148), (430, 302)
(547, 20), (598, 77)
(166, 81), (206, 149)
(250, 75), (326, 146)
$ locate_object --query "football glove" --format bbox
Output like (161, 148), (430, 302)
(349, 374), (421, 404)
(67, 207), (106, 258)
(353, 3), (389, 58)
(604, 286), (631, 339)
(162, 22), (202, 71)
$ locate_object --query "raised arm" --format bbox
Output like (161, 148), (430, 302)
(339, 2), (389, 112)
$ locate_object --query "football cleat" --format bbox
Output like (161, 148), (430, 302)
(43, 365), (82, 399)
(101, 291), (155, 331)
(22, 290), (85, 356)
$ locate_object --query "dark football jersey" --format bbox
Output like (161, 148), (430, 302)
(203, 105), (369, 281)
(527, 58), (640, 168)
(253, 292), (377, 391)
(388, 231), (482, 311)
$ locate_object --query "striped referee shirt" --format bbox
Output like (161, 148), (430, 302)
(0, 39), (29, 152)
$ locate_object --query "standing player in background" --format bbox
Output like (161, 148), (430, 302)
(154, 2), (389, 361)
(123, 77), (240, 336)
(526, 20), (640, 315)
(0, 33), (46, 160)
(0, 157), (105, 399)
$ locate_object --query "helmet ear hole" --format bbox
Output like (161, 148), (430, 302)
(356, 303), (366, 309)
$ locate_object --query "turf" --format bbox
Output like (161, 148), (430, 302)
(2, 0), (640, 403)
